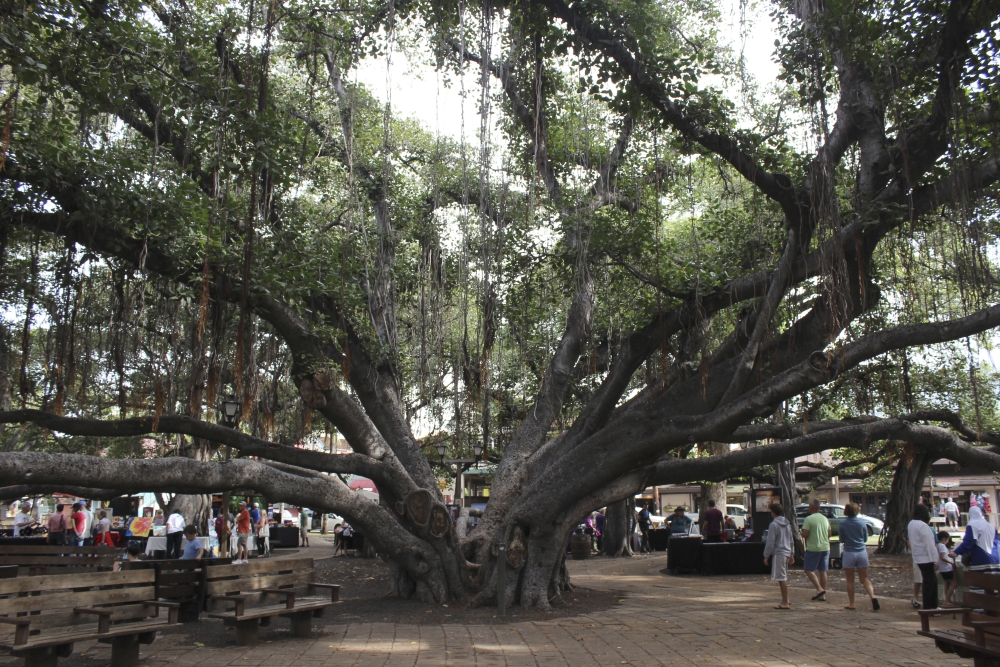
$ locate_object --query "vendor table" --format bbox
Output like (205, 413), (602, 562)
(667, 536), (702, 572)
(648, 529), (672, 551)
(699, 541), (770, 575)
(144, 535), (210, 556)
(269, 526), (299, 548)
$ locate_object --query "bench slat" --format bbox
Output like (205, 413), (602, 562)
(0, 585), (157, 615)
(0, 569), (152, 596)
(0, 603), (153, 639)
(919, 630), (1000, 658)
(205, 558), (314, 579)
(9, 617), (176, 652)
(0, 546), (117, 555)
(205, 570), (314, 595)
(0, 556), (117, 566)
(208, 599), (333, 621)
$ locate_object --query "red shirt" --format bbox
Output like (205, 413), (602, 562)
(71, 511), (87, 536)
(236, 509), (251, 534)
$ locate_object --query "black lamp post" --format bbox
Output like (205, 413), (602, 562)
(221, 395), (241, 427)
(219, 395), (240, 557)
(473, 441), (483, 461)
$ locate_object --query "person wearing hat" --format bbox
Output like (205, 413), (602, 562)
(13, 502), (37, 537)
(667, 506), (692, 535)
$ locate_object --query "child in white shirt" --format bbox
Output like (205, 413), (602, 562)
(937, 531), (957, 607)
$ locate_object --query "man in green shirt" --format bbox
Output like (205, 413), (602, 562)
(800, 499), (831, 601)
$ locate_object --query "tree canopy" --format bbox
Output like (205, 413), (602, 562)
(2, 0), (1000, 605)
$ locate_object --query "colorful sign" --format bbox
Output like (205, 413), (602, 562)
(935, 478), (960, 488)
(127, 516), (153, 537)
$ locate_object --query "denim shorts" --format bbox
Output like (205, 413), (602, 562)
(842, 550), (869, 569)
(804, 550), (830, 571)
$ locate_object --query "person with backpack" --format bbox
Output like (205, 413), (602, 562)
(46, 504), (67, 545)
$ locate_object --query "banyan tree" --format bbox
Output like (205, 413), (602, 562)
(2, 0), (1000, 605)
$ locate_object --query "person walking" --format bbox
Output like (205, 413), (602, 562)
(944, 497), (960, 528)
(165, 509), (186, 559)
(763, 503), (795, 609)
(701, 499), (725, 544)
(952, 505), (1000, 571)
(46, 504), (67, 545)
(637, 503), (651, 552)
(299, 508), (311, 547)
(595, 509), (605, 552)
(235, 501), (252, 563)
(256, 506), (270, 557)
(215, 509), (232, 556)
(839, 503), (879, 611)
(938, 531), (958, 606)
(908, 503), (940, 609)
(801, 499), (832, 601)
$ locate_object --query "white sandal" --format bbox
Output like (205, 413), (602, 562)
(911, 598), (921, 608)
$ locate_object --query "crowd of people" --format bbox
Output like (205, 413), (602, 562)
(764, 500), (880, 611)
(909, 502), (1000, 609)
(760, 497), (1000, 612)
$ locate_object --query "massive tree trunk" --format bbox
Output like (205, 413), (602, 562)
(602, 499), (634, 557)
(878, 446), (934, 555)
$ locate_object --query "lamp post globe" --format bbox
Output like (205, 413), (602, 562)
(436, 442), (447, 459)
(221, 396), (240, 428)
(473, 442), (483, 460)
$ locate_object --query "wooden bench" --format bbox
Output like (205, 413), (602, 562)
(919, 570), (1000, 666)
(0, 569), (179, 667)
(122, 558), (232, 622)
(204, 558), (339, 645)
(0, 546), (118, 576)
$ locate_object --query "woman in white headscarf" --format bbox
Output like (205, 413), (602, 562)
(952, 506), (1000, 570)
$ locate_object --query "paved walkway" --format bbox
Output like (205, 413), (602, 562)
(2, 555), (971, 667)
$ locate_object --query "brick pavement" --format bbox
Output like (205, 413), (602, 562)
(0, 555), (971, 667)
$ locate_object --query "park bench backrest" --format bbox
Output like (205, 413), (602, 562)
(961, 570), (1000, 633)
(121, 558), (233, 604)
(204, 558), (316, 609)
(0, 570), (160, 643)
(0, 545), (118, 576)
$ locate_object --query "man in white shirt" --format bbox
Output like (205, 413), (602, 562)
(82, 501), (95, 546)
(944, 498), (960, 528)
(13, 502), (37, 537)
(165, 510), (186, 559)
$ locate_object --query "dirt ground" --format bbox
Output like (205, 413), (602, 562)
(682, 550), (923, 602)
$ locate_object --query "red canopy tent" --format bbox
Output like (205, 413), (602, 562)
(348, 478), (378, 493)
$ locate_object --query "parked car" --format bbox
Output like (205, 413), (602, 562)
(794, 503), (884, 537)
(313, 512), (344, 531)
